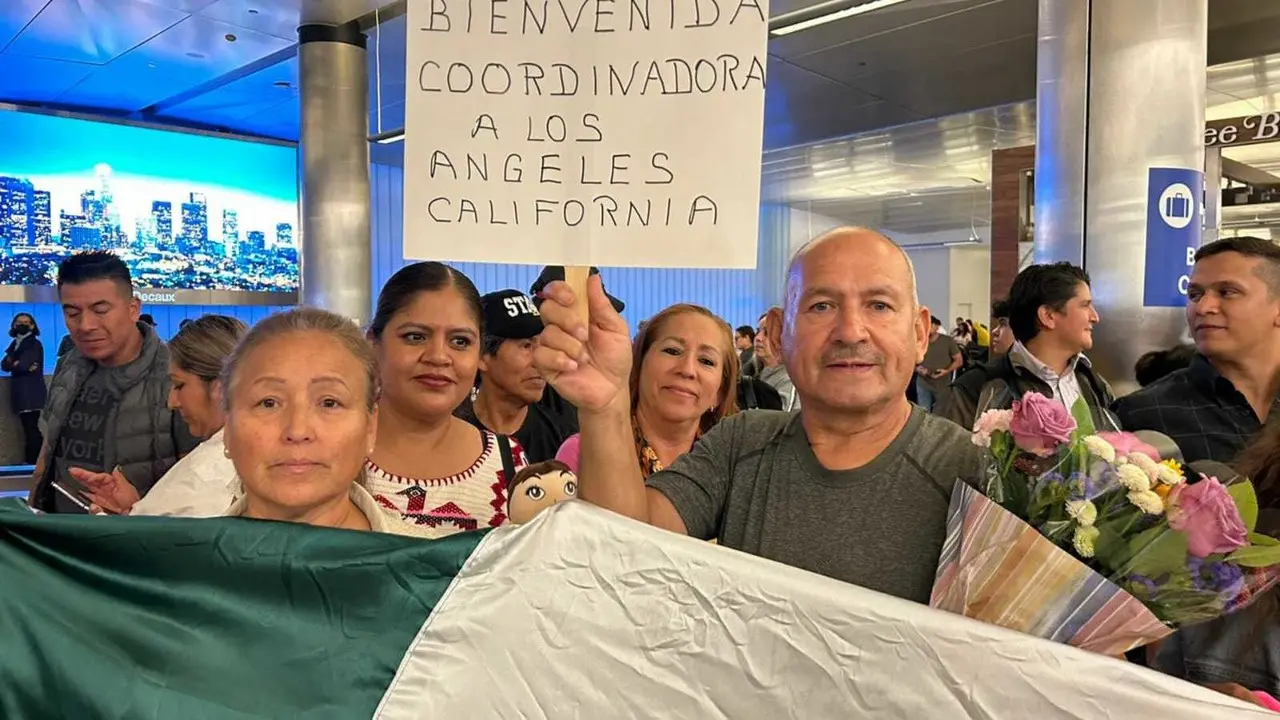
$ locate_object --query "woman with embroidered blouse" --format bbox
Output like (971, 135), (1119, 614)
(363, 262), (528, 536)
(556, 304), (739, 478)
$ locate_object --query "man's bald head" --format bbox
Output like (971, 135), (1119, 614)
(775, 226), (930, 419)
(784, 227), (919, 314)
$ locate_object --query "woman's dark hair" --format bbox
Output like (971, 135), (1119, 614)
(1007, 262), (1091, 344)
(368, 262), (482, 339)
(1133, 344), (1196, 387)
(11, 313), (39, 337)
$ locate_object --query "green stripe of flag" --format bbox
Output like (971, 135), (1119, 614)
(0, 499), (486, 719)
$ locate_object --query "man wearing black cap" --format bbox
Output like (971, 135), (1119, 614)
(530, 265), (626, 315)
(456, 289), (578, 463)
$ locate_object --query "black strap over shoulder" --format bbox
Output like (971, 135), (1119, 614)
(496, 434), (517, 485)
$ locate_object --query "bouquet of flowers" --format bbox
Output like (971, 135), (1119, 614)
(930, 391), (1280, 656)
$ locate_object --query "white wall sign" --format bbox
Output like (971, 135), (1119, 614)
(402, 0), (770, 268)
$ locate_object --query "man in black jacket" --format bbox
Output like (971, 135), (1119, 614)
(943, 264), (1115, 431)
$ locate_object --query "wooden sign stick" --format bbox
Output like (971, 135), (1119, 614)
(564, 265), (591, 324)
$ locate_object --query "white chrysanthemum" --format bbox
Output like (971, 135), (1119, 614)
(1156, 464), (1184, 486)
(1128, 489), (1165, 515)
(1081, 436), (1116, 463)
(1066, 499), (1098, 527)
(1128, 452), (1160, 479)
(1073, 525), (1100, 558)
(1116, 464), (1152, 492)
(971, 432), (991, 449)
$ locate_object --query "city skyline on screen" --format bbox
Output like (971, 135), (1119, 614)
(0, 110), (299, 294)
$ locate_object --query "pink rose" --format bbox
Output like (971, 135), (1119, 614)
(1097, 431), (1160, 461)
(1167, 477), (1248, 558)
(971, 408), (1014, 447)
(1008, 392), (1076, 456)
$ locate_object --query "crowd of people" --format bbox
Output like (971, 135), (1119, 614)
(5, 227), (1280, 707)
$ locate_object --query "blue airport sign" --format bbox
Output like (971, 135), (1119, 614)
(1143, 166), (1203, 307)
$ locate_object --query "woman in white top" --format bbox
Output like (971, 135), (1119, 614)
(219, 307), (431, 537)
(75, 315), (246, 516)
(363, 262), (528, 537)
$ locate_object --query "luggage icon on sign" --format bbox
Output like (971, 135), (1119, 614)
(1157, 182), (1195, 230)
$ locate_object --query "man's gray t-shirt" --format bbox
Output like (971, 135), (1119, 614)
(921, 334), (962, 391)
(646, 406), (981, 603)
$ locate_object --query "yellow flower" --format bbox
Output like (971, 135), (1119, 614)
(1128, 453), (1160, 482)
(1066, 499), (1098, 527)
(1074, 525), (1101, 558)
(1157, 459), (1185, 486)
(1082, 435), (1116, 463)
(1154, 483), (1172, 499)
(1128, 489), (1165, 515)
(1116, 464), (1152, 492)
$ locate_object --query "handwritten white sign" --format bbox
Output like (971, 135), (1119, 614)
(402, 0), (770, 268)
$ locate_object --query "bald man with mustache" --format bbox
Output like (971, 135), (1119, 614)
(533, 227), (982, 604)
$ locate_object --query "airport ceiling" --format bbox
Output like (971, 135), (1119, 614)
(764, 51), (1280, 237)
(2, 0), (1280, 239)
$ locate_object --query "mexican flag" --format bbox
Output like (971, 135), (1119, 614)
(0, 500), (1266, 718)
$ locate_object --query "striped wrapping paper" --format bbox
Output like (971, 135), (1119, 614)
(931, 482), (1173, 656)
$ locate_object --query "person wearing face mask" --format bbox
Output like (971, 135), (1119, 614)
(2, 313), (46, 464)
(456, 290), (578, 463)
(364, 262), (529, 536)
(555, 303), (739, 477)
(943, 265), (1115, 431)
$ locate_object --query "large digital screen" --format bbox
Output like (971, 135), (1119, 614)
(0, 108), (298, 302)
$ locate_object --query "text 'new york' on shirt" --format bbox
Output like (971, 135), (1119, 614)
(53, 367), (120, 513)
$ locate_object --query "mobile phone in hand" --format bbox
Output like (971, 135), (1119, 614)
(50, 481), (106, 514)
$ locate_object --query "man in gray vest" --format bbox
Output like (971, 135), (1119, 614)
(29, 251), (199, 513)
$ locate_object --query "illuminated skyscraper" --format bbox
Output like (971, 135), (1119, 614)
(275, 223), (293, 248)
(152, 201), (173, 247)
(32, 190), (50, 246)
(180, 192), (208, 255)
(81, 190), (105, 225)
(222, 209), (239, 243)
(0, 176), (34, 251)
(247, 230), (266, 253)
(60, 210), (99, 250)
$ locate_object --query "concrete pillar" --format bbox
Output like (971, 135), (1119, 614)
(1034, 0), (1207, 393)
(298, 2), (371, 324)
(1204, 145), (1222, 245)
